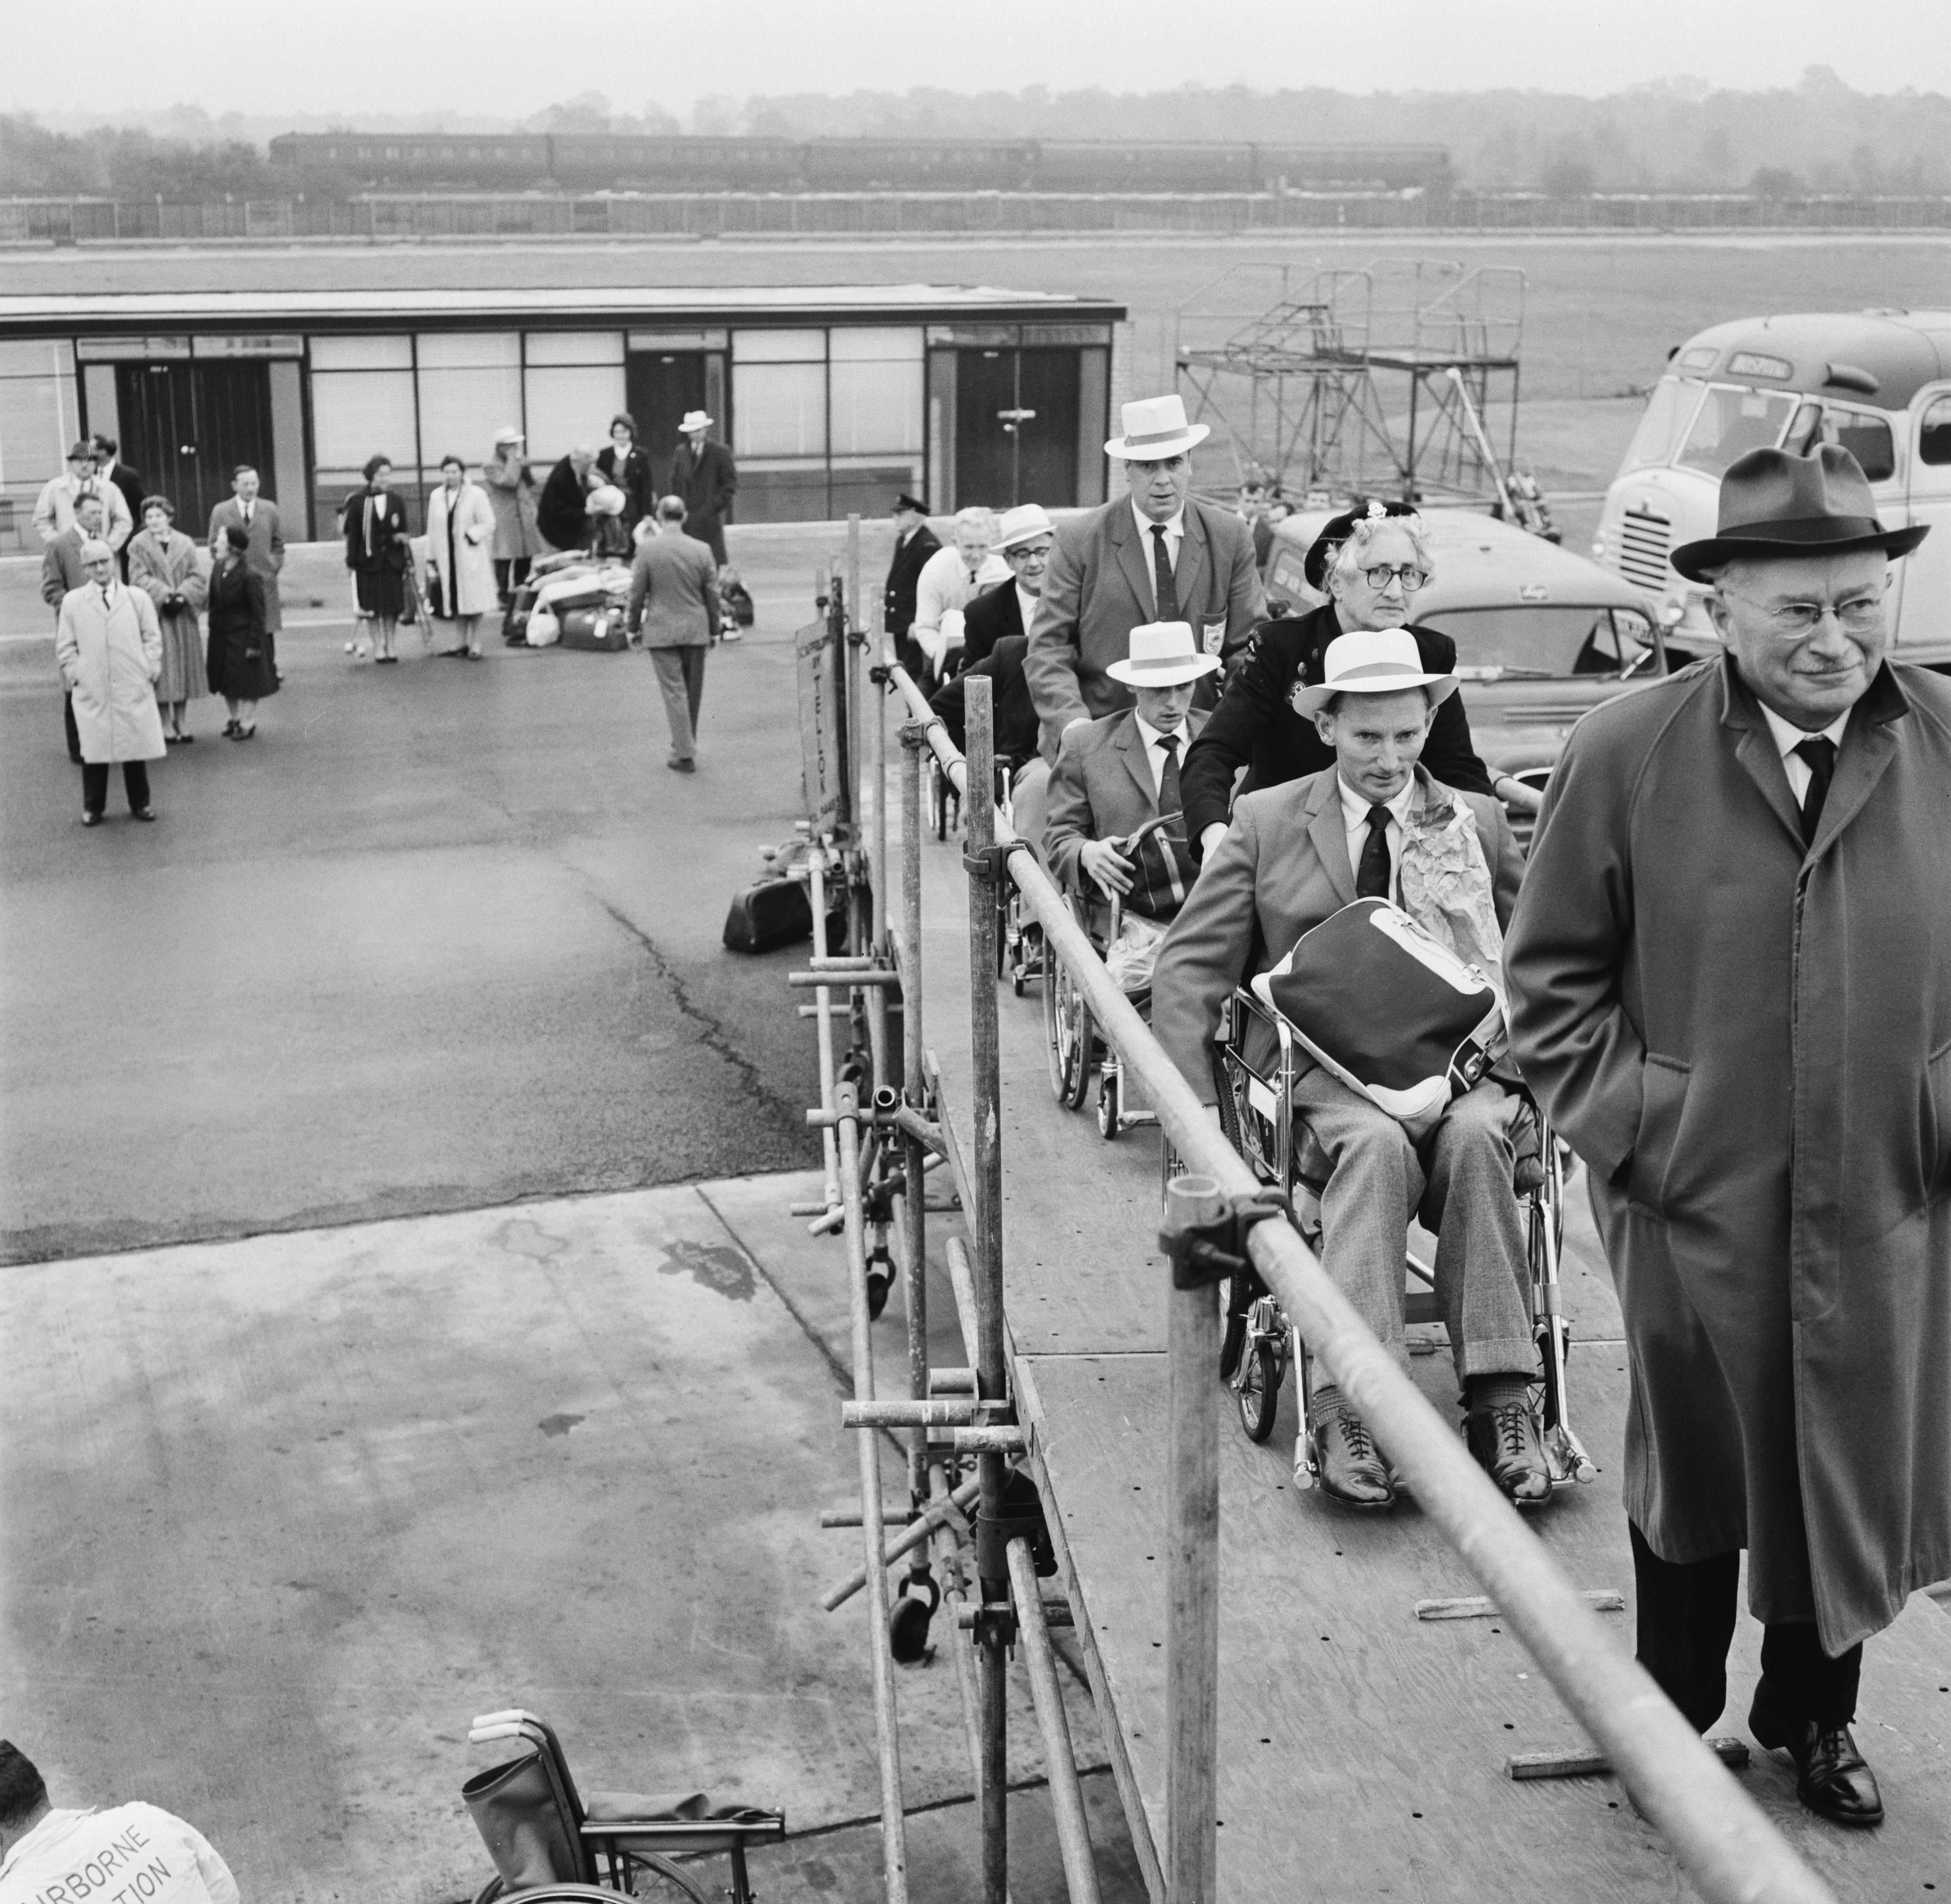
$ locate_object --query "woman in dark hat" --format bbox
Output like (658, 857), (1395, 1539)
(1179, 499), (1509, 860)
(206, 523), (279, 738)
(342, 454), (412, 663)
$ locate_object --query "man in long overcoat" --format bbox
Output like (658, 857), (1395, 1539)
(1505, 444), (1947, 1830)
(206, 465), (286, 638)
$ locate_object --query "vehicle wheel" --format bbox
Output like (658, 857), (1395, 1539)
(1237, 1339), (1282, 1444)
(1097, 1068), (1120, 1139)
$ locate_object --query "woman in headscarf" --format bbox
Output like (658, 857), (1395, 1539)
(342, 454), (412, 663)
(126, 495), (209, 744)
(425, 455), (499, 660)
(206, 524), (279, 739)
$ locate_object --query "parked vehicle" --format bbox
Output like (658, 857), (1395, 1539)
(1267, 508), (1666, 805)
(1594, 310), (1951, 661)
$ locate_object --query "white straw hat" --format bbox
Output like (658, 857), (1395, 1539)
(995, 503), (1055, 551)
(1104, 394), (1210, 462)
(1106, 620), (1223, 688)
(1291, 628), (1458, 715)
(680, 410), (714, 432)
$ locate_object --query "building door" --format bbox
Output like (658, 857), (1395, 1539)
(115, 360), (275, 533)
(954, 347), (1081, 509)
(625, 350), (726, 497)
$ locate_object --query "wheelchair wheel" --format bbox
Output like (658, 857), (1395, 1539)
(1096, 1067), (1121, 1139)
(474, 1859), (714, 1904)
(1044, 950), (1091, 1108)
(1237, 1339), (1282, 1443)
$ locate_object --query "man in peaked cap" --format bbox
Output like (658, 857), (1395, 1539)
(884, 492), (941, 679)
(1025, 394), (1264, 760)
(1507, 443), (1944, 1828)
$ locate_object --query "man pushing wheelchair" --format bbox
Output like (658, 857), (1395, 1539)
(1152, 623), (1555, 1511)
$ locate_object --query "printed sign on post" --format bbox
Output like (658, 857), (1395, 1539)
(796, 616), (843, 837)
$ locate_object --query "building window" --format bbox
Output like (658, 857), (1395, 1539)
(732, 328), (826, 458)
(829, 327), (923, 457)
(523, 331), (625, 461)
(309, 334), (417, 525)
(416, 331), (521, 470)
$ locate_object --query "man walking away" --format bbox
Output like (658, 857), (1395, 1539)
(628, 495), (722, 774)
(671, 411), (737, 631)
(0, 1740), (237, 1904)
(43, 491), (106, 762)
(1506, 445), (1946, 1829)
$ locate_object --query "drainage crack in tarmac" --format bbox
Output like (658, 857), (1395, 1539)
(594, 895), (795, 1133)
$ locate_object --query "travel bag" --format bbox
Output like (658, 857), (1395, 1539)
(557, 606), (628, 651)
(722, 878), (849, 955)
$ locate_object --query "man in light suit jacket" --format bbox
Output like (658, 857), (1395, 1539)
(1027, 394), (1265, 760)
(207, 465), (285, 636)
(1151, 628), (1544, 1514)
(1044, 620), (1214, 916)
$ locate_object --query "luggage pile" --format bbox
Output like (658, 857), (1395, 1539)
(502, 558), (634, 651)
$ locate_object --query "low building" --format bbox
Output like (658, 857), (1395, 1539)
(0, 283), (1127, 548)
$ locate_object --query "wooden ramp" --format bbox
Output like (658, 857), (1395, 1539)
(911, 830), (1951, 1902)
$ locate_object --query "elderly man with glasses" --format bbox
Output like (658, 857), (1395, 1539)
(1506, 444), (1945, 1830)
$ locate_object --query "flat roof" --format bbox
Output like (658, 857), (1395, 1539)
(0, 282), (1126, 337)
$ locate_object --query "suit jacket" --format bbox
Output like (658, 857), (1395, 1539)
(626, 530), (722, 648)
(1181, 603), (1495, 852)
(671, 438), (737, 525)
(536, 457), (591, 553)
(595, 443), (654, 529)
(1044, 706), (1211, 898)
(206, 497), (286, 632)
(103, 460), (146, 528)
(958, 578), (1025, 675)
(1026, 496), (1265, 759)
(929, 634), (1041, 767)
(1152, 766), (1521, 1105)
(884, 524), (940, 639)
(41, 528), (90, 617)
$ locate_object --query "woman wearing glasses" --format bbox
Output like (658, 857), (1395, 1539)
(1181, 499), (1517, 862)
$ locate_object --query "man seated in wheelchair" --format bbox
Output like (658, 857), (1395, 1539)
(1043, 621), (1215, 990)
(930, 621), (1053, 852)
(1152, 626), (1552, 1510)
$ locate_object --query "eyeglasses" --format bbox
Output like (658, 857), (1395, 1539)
(1360, 564), (1428, 591)
(1718, 578), (1889, 636)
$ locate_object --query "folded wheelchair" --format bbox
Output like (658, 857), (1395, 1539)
(463, 1710), (784, 1904)
(1211, 986), (1597, 1491)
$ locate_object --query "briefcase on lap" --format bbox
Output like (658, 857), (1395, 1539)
(1252, 898), (1505, 1127)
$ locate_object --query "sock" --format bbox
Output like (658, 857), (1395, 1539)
(1466, 1372), (1531, 1413)
(1308, 1381), (1345, 1422)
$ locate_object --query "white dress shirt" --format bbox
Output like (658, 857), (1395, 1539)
(1759, 703), (1850, 803)
(1131, 501), (1184, 611)
(1132, 713), (1189, 801)
(1338, 773), (1416, 901)
(1015, 582), (1040, 638)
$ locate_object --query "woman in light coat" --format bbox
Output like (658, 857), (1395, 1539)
(56, 538), (165, 825)
(483, 426), (542, 603)
(425, 455), (499, 659)
(126, 495), (209, 743)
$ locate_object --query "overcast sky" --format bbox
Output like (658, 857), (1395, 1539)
(12, 0), (1951, 117)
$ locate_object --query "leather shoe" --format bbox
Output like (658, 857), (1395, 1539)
(1307, 1403), (1396, 1510)
(1465, 1400), (1553, 1507)
(1750, 1692), (1884, 1828)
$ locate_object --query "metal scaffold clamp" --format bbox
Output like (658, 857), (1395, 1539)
(960, 842), (1015, 887)
(1159, 1184), (1289, 1291)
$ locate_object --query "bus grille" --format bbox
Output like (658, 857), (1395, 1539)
(1619, 508), (1672, 590)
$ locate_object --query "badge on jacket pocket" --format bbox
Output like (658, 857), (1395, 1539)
(1203, 620), (1225, 655)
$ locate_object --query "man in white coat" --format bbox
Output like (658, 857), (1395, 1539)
(33, 441), (132, 553)
(910, 506), (1011, 684)
(0, 1742), (238, 1904)
(56, 539), (166, 826)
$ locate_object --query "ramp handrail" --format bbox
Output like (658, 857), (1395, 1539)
(880, 655), (1834, 1904)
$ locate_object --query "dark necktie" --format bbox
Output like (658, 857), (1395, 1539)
(1356, 804), (1394, 899)
(1149, 523), (1179, 621)
(1795, 737), (1837, 847)
(1156, 731), (1181, 818)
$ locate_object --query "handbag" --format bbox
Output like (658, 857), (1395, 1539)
(1115, 812), (1198, 922)
(461, 1751), (583, 1891)
(1252, 897), (1505, 1129)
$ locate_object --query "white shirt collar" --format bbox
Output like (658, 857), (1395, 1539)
(1134, 713), (1185, 755)
(1337, 772), (1415, 830)
(1015, 582), (1039, 626)
(1131, 499), (1185, 542)
(1758, 702), (1849, 762)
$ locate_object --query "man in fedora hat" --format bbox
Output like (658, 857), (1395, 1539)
(671, 409), (737, 573)
(884, 491), (941, 678)
(1044, 622), (1215, 963)
(960, 502), (1055, 675)
(1506, 443), (1944, 1827)
(1154, 627), (1544, 1512)
(1026, 394), (1264, 760)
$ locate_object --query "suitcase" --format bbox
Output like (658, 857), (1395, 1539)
(557, 605), (628, 651)
(722, 878), (850, 955)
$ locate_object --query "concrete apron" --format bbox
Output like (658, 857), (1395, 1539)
(0, 1173), (1116, 1904)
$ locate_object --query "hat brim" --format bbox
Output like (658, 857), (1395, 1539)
(1107, 653), (1223, 686)
(996, 528), (1054, 552)
(1293, 672), (1459, 715)
(1104, 423), (1211, 461)
(1671, 521), (1929, 584)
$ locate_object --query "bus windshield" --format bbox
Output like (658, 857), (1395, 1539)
(1676, 386), (1798, 478)
(1621, 377), (1701, 473)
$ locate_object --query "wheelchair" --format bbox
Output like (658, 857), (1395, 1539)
(1211, 986), (1596, 1492)
(1042, 880), (1156, 1141)
(992, 758), (1044, 997)
(464, 1710), (784, 1904)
